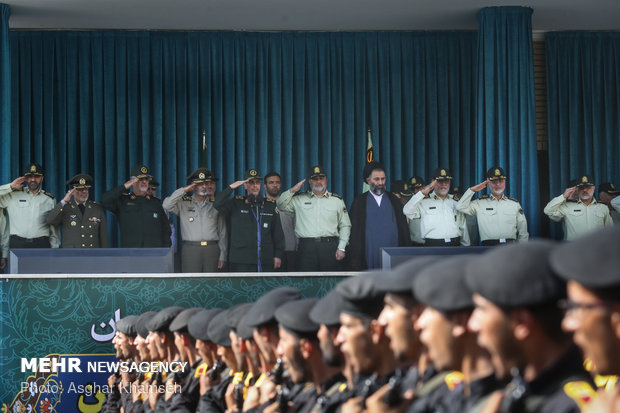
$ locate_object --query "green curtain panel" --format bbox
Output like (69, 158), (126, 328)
(475, 7), (541, 236)
(545, 32), (620, 237)
(0, 4), (9, 160)
(6, 31), (478, 245)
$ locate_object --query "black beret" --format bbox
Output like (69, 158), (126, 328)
(465, 241), (563, 308)
(187, 309), (223, 342)
(363, 161), (385, 181)
(550, 226), (620, 289)
(169, 308), (203, 333)
(146, 307), (184, 332)
(244, 287), (302, 328)
(136, 311), (157, 338)
(374, 256), (439, 295)
(275, 298), (320, 338)
(237, 313), (255, 341)
(336, 272), (385, 319)
(207, 310), (232, 347)
(227, 303), (254, 332)
(309, 290), (344, 326)
(116, 315), (140, 337)
(413, 255), (475, 312)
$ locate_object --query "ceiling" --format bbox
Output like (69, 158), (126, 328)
(3, 0), (620, 31)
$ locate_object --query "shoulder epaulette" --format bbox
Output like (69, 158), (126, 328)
(424, 194), (431, 199)
(235, 195), (245, 200)
(566, 199), (578, 203)
(480, 194), (490, 199)
(293, 191), (308, 197)
(43, 191), (55, 199)
(444, 371), (464, 391)
(182, 195), (193, 201)
(452, 194), (461, 201)
(265, 198), (276, 203)
(562, 381), (596, 409)
(331, 193), (342, 199)
(508, 197), (519, 203)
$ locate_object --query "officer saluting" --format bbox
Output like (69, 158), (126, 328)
(214, 168), (284, 272)
(47, 174), (109, 248)
(456, 166), (528, 245)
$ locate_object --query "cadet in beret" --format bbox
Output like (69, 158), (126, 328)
(544, 174), (613, 240)
(465, 241), (596, 412)
(101, 164), (172, 247)
(598, 182), (620, 224)
(277, 165), (352, 271)
(348, 162), (411, 270)
(0, 163), (60, 249)
(47, 174), (109, 248)
(163, 168), (228, 272)
(214, 168), (284, 272)
(550, 226), (620, 400)
(403, 168), (470, 246)
(456, 166), (528, 245)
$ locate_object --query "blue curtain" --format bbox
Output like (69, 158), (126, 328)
(6, 31), (478, 245)
(475, 7), (540, 236)
(0, 4), (9, 163)
(546, 32), (620, 216)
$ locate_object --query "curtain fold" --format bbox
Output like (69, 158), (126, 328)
(475, 7), (540, 236)
(0, 4), (10, 181)
(546, 32), (620, 236)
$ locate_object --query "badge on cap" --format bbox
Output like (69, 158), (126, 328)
(30, 165), (37, 173)
(612, 184), (616, 189)
(250, 169), (257, 176)
(314, 167), (320, 174)
(440, 169), (446, 176)
(582, 176), (588, 183)
(141, 166), (148, 174)
(412, 178), (417, 184)
(79, 178), (86, 185)
(495, 169), (501, 176)
(199, 172), (205, 179)
(404, 183), (409, 190)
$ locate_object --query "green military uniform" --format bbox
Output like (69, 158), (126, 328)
(100, 165), (171, 248)
(0, 164), (60, 248)
(277, 166), (351, 271)
(544, 175), (613, 240)
(213, 169), (284, 272)
(47, 174), (109, 248)
(163, 168), (228, 272)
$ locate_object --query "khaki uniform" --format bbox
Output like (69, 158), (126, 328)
(403, 190), (470, 246)
(47, 199), (109, 248)
(162, 188), (227, 272)
(456, 188), (528, 242)
(0, 184), (60, 247)
(544, 195), (613, 240)
(612, 196), (620, 214)
(408, 217), (424, 245)
(0, 209), (8, 258)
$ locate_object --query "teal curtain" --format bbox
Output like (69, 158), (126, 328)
(546, 32), (620, 236)
(0, 4), (9, 164)
(475, 7), (540, 236)
(7, 31), (478, 245)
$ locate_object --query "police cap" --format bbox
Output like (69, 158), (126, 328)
(24, 163), (44, 177)
(336, 272), (385, 319)
(136, 311), (157, 338)
(146, 306), (184, 332)
(486, 167), (507, 181)
(598, 182), (620, 196)
(244, 287), (302, 328)
(374, 256), (438, 295)
(187, 309), (224, 342)
(409, 176), (426, 189)
(431, 168), (452, 181)
(116, 315), (140, 337)
(207, 310), (232, 347)
(576, 174), (595, 187)
(465, 241), (563, 308)
(131, 164), (153, 179)
(550, 226), (620, 289)
(413, 256), (475, 312)
(66, 174), (93, 189)
(169, 308), (203, 333)
(275, 298), (320, 339)
(391, 180), (412, 197)
(309, 290), (344, 327)
(309, 165), (327, 179)
(187, 168), (218, 184)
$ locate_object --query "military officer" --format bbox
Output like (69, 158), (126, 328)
(277, 165), (352, 271)
(47, 174), (109, 248)
(0, 163), (60, 249)
(402, 167), (470, 246)
(163, 168), (227, 272)
(405, 176), (425, 246)
(390, 180), (413, 206)
(101, 164), (171, 248)
(456, 166), (528, 245)
(264, 171), (299, 271)
(598, 182), (620, 223)
(213, 168), (284, 272)
(544, 174), (613, 240)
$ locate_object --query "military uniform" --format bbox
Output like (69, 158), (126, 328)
(457, 167), (528, 245)
(277, 166), (351, 271)
(213, 169), (284, 272)
(47, 174), (109, 248)
(163, 168), (227, 272)
(544, 175), (612, 240)
(0, 209), (9, 260)
(0, 164), (60, 248)
(101, 165), (171, 248)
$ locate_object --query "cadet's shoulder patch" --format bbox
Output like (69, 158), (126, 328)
(194, 362), (209, 378)
(594, 374), (618, 391)
(480, 194), (490, 199)
(43, 190), (55, 199)
(444, 371), (464, 391)
(562, 381), (596, 408)
(182, 195), (193, 201)
(235, 195), (245, 200)
(331, 193), (342, 199)
(508, 197), (519, 203)
(338, 382), (348, 392)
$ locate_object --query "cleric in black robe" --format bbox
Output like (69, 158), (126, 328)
(348, 162), (411, 270)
